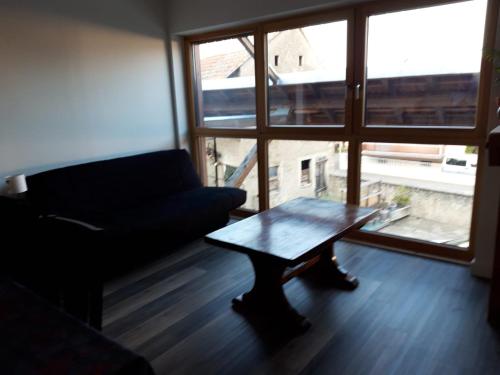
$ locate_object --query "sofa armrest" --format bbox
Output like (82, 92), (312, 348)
(44, 214), (104, 231)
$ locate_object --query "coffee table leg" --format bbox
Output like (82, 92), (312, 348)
(312, 243), (359, 290)
(232, 254), (310, 332)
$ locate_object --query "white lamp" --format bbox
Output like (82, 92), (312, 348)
(5, 174), (28, 195)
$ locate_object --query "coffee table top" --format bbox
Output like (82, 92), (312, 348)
(205, 197), (378, 266)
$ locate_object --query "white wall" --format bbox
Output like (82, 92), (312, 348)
(0, 0), (175, 192)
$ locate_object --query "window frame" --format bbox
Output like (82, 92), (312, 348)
(183, 0), (499, 262)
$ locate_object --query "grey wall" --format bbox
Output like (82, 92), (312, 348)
(169, 36), (190, 151)
(0, 0), (175, 192)
(167, 0), (362, 34)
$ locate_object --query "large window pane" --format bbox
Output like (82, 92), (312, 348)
(365, 0), (487, 127)
(194, 36), (256, 128)
(268, 141), (348, 207)
(204, 137), (259, 210)
(267, 21), (348, 126)
(360, 143), (477, 248)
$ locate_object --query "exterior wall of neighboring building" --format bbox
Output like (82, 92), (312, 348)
(205, 138), (346, 211)
(268, 140), (345, 207)
(362, 180), (473, 231)
(268, 30), (318, 74)
(362, 143), (445, 161)
(238, 29), (318, 78)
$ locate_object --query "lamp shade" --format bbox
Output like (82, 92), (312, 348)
(6, 174), (28, 194)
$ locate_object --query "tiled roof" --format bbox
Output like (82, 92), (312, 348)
(201, 51), (249, 80)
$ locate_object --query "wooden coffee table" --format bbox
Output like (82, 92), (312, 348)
(205, 197), (378, 331)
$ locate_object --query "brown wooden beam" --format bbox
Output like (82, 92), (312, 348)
(225, 143), (258, 188)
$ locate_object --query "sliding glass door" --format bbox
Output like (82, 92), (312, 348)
(352, 0), (488, 259)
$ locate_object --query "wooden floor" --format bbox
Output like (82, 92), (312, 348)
(103, 239), (500, 375)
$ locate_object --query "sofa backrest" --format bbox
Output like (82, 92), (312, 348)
(27, 150), (202, 215)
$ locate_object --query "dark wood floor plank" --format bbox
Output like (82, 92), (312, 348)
(102, 248), (248, 339)
(104, 244), (217, 308)
(103, 266), (206, 325)
(114, 255), (252, 350)
(103, 239), (500, 375)
(135, 270), (252, 361)
(104, 241), (210, 297)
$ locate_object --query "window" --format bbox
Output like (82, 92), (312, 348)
(193, 35), (256, 129)
(315, 157), (328, 195)
(268, 141), (348, 208)
(267, 20), (348, 126)
(360, 143), (477, 247)
(204, 137), (258, 211)
(186, 0), (494, 261)
(269, 165), (280, 192)
(300, 159), (311, 185)
(365, 1), (488, 128)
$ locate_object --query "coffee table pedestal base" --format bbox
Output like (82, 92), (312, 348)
(308, 244), (359, 290)
(232, 244), (357, 332)
(232, 255), (311, 333)
(232, 294), (311, 333)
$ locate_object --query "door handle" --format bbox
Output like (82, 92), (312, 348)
(354, 83), (361, 100)
(345, 83), (362, 100)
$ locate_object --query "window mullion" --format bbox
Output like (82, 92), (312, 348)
(255, 26), (270, 211)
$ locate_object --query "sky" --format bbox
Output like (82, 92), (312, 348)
(199, 0), (487, 80)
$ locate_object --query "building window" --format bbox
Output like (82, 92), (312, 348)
(274, 55), (279, 66)
(315, 157), (328, 195)
(269, 165), (280, 192)
(298, 55), (303, 66)
(300, 159), (311, 186)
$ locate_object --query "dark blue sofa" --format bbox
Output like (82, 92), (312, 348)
(9, 149), (245, 329)
(27, 149), (245, 249)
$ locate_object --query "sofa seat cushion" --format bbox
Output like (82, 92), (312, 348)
(112, 186), (245, 235)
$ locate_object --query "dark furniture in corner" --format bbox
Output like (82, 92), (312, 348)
(0, 279), (154, 375)
(3, 149), (246, 330)
(488, 126), (500, 327)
